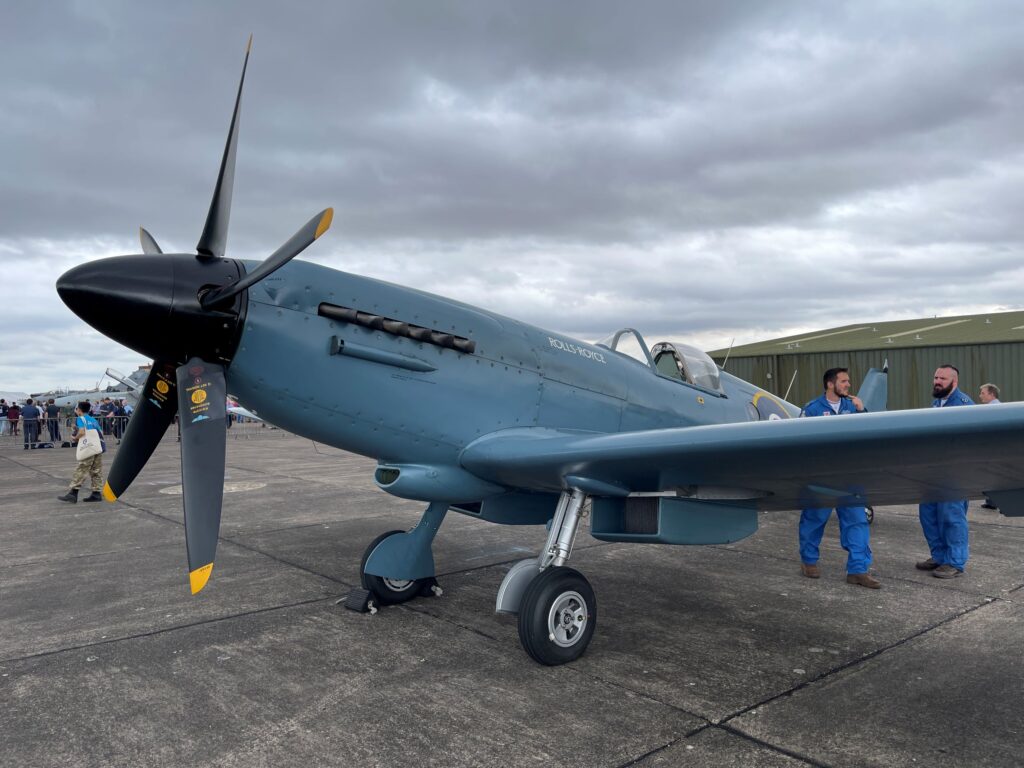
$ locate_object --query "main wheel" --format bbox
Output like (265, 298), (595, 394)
(360, 530), (423, 606)
(517, 566), (596, 666)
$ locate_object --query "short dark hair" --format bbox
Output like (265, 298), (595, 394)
(938, 363), (960, 376)
(823, 367), (849, 390)
(78, 401), (91, 413)
(26, 398), (33, 405)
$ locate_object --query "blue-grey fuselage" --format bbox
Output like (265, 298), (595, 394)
(228, 259), (788, 511)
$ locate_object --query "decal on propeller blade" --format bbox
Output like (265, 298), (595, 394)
(186, 380), (212, 423)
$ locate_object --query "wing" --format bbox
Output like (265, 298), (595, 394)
(460, 404), (1024, 514)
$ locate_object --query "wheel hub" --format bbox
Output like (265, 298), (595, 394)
(547, 590), (588, 647)
(383, 577), (414, 592)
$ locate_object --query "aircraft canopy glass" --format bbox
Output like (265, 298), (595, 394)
(650, 341), (725, 395)
(597, 330), (724, 394)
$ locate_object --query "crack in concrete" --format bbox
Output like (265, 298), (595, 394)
(0, 595), (334, 666)
(716, 596), (999, 729)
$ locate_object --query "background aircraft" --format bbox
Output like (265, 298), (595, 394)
(56, 41), (1024, 665)
(44, 367), (146, 409)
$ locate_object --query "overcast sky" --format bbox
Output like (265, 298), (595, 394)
(2, 1), (1022, 393)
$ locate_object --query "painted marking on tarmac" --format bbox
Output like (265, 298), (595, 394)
(159, 480), (267, 495)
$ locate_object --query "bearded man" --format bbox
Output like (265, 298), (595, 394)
(916, 364), (974, 578)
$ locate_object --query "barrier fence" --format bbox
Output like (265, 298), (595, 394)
(0, 413), (281, 449)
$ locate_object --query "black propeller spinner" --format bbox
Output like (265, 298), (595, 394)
(55, 36), (333, 594)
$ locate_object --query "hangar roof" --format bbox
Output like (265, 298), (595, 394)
(708, 310), (1024, 358)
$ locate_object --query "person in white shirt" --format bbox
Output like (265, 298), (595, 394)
(979, 383), (1001, 404)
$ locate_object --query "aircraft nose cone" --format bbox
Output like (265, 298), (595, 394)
(58, 253), (246, 365)
(57, 255), (175, 359)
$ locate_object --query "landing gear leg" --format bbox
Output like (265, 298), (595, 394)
(343, 502), (448, 613)
(502, 489), (597, 665)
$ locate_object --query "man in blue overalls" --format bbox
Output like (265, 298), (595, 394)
(917, 364), (973, 578)
(799, 367), (880, 588)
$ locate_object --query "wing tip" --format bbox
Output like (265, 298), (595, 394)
(189, 563), (214, 594)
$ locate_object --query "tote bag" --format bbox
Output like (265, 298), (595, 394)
(76, 427), (105, 460)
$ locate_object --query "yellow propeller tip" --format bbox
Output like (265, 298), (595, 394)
(102, 483), (118, 502)
(315, 208), (334, 239)
(189, 563), (214, 594)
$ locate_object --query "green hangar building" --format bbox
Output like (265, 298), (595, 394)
(708, 310), (1024, 411)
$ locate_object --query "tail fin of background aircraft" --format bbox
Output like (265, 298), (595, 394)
(858, 360), (888, 412)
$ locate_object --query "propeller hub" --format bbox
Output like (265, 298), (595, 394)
(57, 254), (247, 365)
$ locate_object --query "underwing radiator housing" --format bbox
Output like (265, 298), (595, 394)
(590, 496), (758, 545)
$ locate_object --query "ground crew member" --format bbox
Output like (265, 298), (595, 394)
(798, 367), (880, 589)
(917, 364), (973, 578)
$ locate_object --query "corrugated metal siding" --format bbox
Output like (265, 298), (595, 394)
(714, 343), (1023, 410)
(708, 310), (1024, 357)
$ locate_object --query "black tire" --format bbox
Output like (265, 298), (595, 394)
(866, 506), (875, 525)
(360, 530), (423, 606)
(517, 566), (596, 666)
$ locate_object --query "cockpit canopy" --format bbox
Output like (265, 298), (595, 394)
(597, 328), (724, 395)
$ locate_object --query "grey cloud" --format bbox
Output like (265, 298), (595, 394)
(2, 1), (1023, 390)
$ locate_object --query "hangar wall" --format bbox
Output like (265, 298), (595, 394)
(714, 343), (1022, 410)
(708, 311), (1024, 411)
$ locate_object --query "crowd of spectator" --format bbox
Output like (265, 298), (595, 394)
(0, 396), (133, 449)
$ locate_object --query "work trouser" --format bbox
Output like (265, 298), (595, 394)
(799, 506), (872, 574)
(919, 501), (969, 571)
(23, 420), (38, 447)
(48, 419), (61, 441)
(69, 454), (103, 492)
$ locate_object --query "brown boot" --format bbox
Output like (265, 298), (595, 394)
(846, 572), (881, 589)
(932, 564), (963, 579)
(915, 557), (940, 571)
(800, 563), (820, 579)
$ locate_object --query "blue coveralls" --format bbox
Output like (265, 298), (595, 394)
(799, 394), (872, 574)
(919, 387), (973, 571)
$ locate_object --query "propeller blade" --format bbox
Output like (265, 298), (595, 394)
(176, 358), (228, 594)
(102, 362), (179, 502)
(139, 227), (163, 254)
(200, 207), (333, 309)
(196, 35), (252, 262)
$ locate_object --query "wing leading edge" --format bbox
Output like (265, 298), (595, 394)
(460, 404), (1024, 514)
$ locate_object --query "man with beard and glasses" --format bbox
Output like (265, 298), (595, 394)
(797, 367), (880, 589)
(916, 364), (974, 578)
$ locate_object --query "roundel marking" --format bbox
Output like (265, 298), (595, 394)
(191, 390), (208, 405)
(752, 392), (791, 421)
(155, 381), (170, 395)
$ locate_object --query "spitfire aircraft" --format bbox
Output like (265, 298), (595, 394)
(57, 41), (1024, 665)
